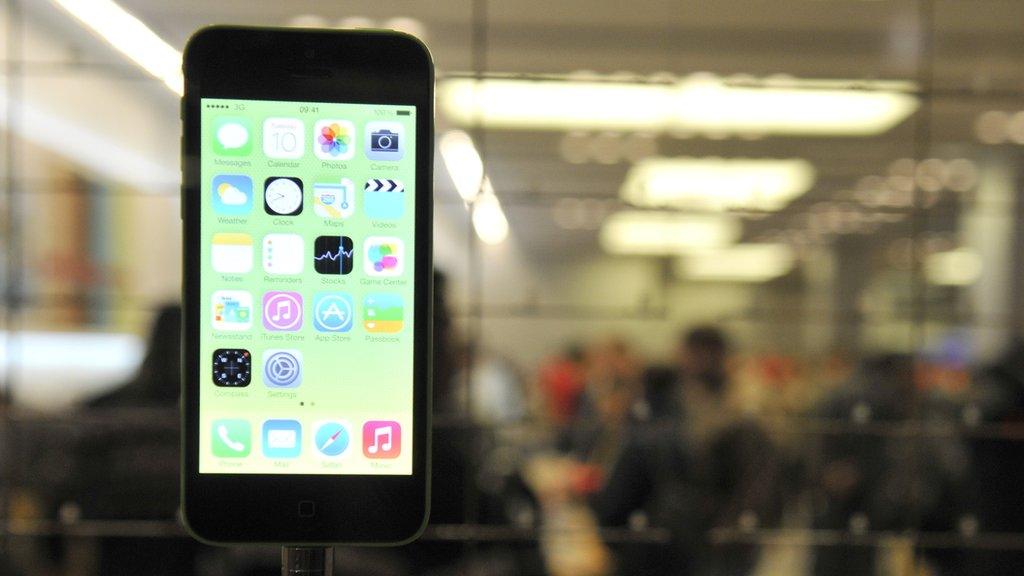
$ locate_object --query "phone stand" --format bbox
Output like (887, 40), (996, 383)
(282, 546), (333, 576)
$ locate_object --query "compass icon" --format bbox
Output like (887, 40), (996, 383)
(212, 348), (251, 387)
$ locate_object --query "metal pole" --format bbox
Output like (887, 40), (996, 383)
(281, 546), (333, 576)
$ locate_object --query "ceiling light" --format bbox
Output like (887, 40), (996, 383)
(51, 0), (183, 94)
(621, 157), (816, 211)
(439, 75), (918, 136)
(472, 178), (509, 245)
(440, 130), (484, 202)
(926, 249), (982, 286)
(600, 211), (740, 255)
(676, 243), (795, 282)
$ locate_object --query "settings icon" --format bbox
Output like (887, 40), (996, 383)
(263, 349), (302, 389)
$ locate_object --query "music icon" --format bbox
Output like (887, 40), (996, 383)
(262, 291), (303, 331)
(362, 420), (401, 459)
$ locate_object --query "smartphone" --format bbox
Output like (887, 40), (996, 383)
(180, 26), (433, 545)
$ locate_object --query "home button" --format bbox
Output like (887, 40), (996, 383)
(298, 501), (316, 518)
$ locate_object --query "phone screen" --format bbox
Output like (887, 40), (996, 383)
(199, 98), (416, 476)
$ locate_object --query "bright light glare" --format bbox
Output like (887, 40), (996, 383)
(622, 157), (816, 211)
(51, 0), (184, 95)
(926, 249), (983, 286)
(440, 130), (484, 202)
(678, 244), (796, 282)
(472, 178), (509, 245)
(439, 76), (919, 136)
(0, 87), (178, 190)
(600, 211), (740, 255)
(0, 330), (143, 409)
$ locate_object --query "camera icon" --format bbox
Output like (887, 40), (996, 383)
(371, 129), (399, 152)
(364, 121), (405, 160)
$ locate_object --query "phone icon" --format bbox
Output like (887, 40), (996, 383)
(262, 419), (302, 459)
(212, 419), (251, 457)
(212, 174), (253, 215)
(211, 233), (253, 274)
(212, 290), (253, 331)
(314, 236), (354, 275)
(263, 117), (305, 159)
(363, 236), (404, 276)
(313, 179), (355, 219)
(212, 117), (252, 156)
(362, 421), (401, 459)
(314, 119), (355, 160)
(363, 293), (404, 333)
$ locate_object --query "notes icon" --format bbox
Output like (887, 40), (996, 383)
(362, 420), (401, 459)
(211, 233), (253, 274)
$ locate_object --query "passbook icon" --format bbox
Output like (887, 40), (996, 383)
(362, 420), (401, 459)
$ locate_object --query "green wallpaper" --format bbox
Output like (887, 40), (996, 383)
(199, 98), (416, 475)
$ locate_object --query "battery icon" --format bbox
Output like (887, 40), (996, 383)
(397, 110), (411, 116)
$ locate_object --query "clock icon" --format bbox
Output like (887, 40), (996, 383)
(212, 348), (252, 387)
(264, 176), (303, 215)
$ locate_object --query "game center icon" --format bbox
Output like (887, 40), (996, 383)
(363, 236), (404, 276)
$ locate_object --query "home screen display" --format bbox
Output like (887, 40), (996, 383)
(199, 98), (415, 475)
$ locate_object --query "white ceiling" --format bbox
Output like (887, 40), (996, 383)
(22, 0), (1024, 257)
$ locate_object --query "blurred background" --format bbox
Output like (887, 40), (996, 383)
(2, 0), (1024, 575)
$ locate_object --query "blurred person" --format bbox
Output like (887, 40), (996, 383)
(566, 337), (643, 463)
(404, 271), (543, 576)
(963, 341), (1024, 576)
(87, 304), (181, 408)
(811, 354), (968, 576)
(537, 344), (588, 427)
(68, 304), (198, 576)
(454, 347), (527, 425)
(589, 326), (783, 576)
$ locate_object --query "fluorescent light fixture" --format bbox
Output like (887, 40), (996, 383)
(622, 157), (816, 211)
(599, 211), (740, 255)
(926, 249), (982, 286)
(676, 243), (795, 282)
(440, 130), (484, 202)
(51, 0), (184, 95)
(471, 178), (509, 245)
(441, 131), (510, 245)
(0, 87), (178, 190)
(439, 75), (918, 136)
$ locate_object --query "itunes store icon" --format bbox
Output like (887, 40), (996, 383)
(362, 421), (401, 459)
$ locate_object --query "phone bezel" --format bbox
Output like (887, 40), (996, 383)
(181, 26), (433, 545)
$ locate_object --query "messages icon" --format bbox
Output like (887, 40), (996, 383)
(212, 116), (252, 156)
